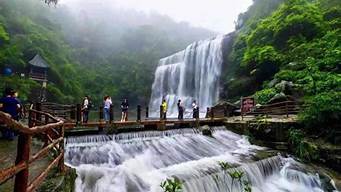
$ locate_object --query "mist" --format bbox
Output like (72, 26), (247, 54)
(59, 0), (253, 33)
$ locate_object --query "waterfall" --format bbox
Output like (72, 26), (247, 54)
(65, 128), (331, 192)
(149, 35), (229, 118)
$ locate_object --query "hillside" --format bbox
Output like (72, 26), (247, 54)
(0, 0), (216, 106)
(222, 0), (340, 146)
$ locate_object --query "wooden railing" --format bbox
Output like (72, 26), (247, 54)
(245, 100), (302, 117)
(0, 109), (64, 192)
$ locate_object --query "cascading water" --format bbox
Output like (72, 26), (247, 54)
(64, 127), (332, 192)
(149, 35), (229, 118)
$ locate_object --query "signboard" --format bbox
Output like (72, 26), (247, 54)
(241, 97), (255, 114)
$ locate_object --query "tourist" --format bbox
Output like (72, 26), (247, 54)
(0, 88), (21, 140)
(103, 96), (112, 123)
(192, 100), (198, 118)
(120, 98), (129, 122)
(177, 99), (184, 120)
(161, 99), (167, 120)
(82, 96), (90, 123)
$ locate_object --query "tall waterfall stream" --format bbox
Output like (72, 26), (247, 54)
(149, 36), (227, 118)
(64, 127), (334, 192)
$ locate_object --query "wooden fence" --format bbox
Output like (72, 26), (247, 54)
(0, 109), (64, 192)
(244, 100), (302, 117)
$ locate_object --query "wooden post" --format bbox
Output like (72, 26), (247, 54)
(99, 105), (104, 132)
(224, 106), (228, 117)
(109, 105), (114, 123)
(210, 107), (214, 120)
(44, 114), (49, 125)
(285, 102), (289, 118)
(137, 105), (141, 122)
(58, 126), (65, 173)
(35, 102), (42, 122)
(76, 104), (81, 124)
(28, 110), (33, 127)
(99, 105), (104, 120)
(70, 105), (76, 120)
(160, 105), (163, 120)
(14, 134), (31, 192)
(145, 107), (149, 119)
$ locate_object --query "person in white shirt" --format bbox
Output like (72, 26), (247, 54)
(103, 96), (112, 123)
(82, 96), (89, 123)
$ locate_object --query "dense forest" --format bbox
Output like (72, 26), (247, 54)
(222, 0), (340, 148)
(0, 0), (215, 106)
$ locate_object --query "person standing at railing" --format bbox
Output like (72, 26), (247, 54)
(0, 88), (21, 140)
(120, 98), (129, 122)
(192, 100), (199, 118)
(177, 99), (184, 120)
(82, 96), (90, 123)
(103, 96), (112, 123)
(161, 99), (167, 120)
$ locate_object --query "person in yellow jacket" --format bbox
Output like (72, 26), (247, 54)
(161, 99), (167, 120)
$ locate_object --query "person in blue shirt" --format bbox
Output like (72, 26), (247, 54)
(0, 88), (21, 140)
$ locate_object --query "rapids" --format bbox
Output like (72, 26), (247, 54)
(64, 127), (330, 192)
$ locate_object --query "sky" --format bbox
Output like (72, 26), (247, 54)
(60, 0), (253, 33)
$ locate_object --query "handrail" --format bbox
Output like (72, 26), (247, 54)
(0, 112), (63, 135)
(0, 109), (65, 191)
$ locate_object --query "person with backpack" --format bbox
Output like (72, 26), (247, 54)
(0, 88), (21, 140)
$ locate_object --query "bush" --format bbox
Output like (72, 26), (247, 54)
(299, 91), (341, 130)
(254, 88), (278, 104)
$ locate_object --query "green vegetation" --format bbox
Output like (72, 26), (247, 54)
(223, 0), (341, 138)
(160, 162), (252, 192)
(288, 129), (319, 162)
(218, 161), (252, 192)
(0, 0), (214, 106)
(160, 178), (183, 192)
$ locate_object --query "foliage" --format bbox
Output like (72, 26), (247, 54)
(218, 161), (252, 192)
(288, 129), (319, 162)
(254, 88), (277, 104)
(0, 75), (40, 101)
(160, 178), (183, 192)
(299, 92), (341, 130)
(0, 0), (214, 106)
(224, 0), (341, 135)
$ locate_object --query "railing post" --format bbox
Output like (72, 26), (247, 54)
(35, 102), (42, 122)
(137, 105), (141, 122)
(70, 105), (76, 120)
(99, 105), (104, 132)
(28, 110), (33, 127)
(285, 102), (289, 118)
(45, 114), (49, 125)
(99, 105), (104, 121)
(109, 104), (114, 123)
(14, 134), (31, 192)
(224, 106), (228, 117)
(145, 107), (149, 119)
(58, 125), (65, 173)
(76, 104), (81, 124)
(210, 107), (214, 120)
(160, 105), (163, 120)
